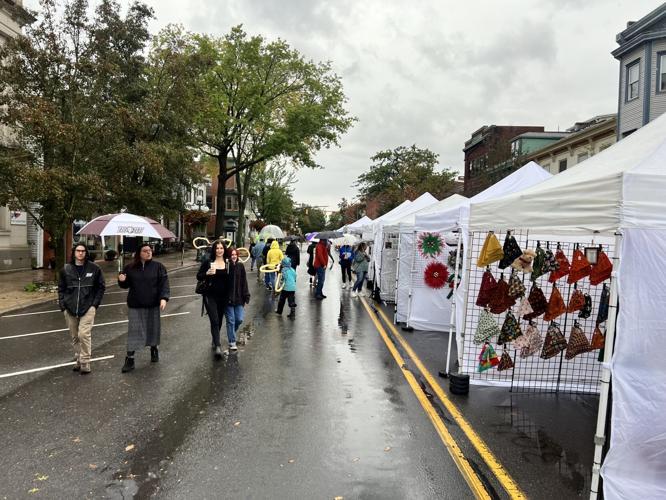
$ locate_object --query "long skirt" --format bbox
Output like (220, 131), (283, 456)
(127, 307), (161, 351)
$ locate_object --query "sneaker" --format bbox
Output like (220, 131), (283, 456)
(72, 362), (81, 372)
(275, 310), (282, 315)
(287, 309), (296, 318)
(229, 342), (238, 351)
(214, 346), (223, 359)
(351, 291), (358, 298)
(150, 346), (159, 363)
(80, 363), (91, 375)
(321, 294), (327, 299)
(121, 356), (135, 373)
(342, 283), (347, 289)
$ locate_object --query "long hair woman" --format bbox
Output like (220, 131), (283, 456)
(118, 243), (170, 373)
(225, 247), (250, 351)
(196, 240), (230, 358)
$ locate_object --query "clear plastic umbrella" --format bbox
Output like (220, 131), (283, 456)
(258, 225), (284, 240)
(331, 233), (360, 247)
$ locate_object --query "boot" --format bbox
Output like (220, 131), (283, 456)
(214, 346), (223, 359)
(150, 346), (159, 363)
(121, 356), (135, 373)
(287, 307), (296, 318)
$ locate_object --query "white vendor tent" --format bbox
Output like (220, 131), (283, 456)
(408, 162), (552, 337)
(468, 112), (666, 500)
(344, 215), (373, 234)
(392, 194), (468, 325)
(372, 192), (438, 298)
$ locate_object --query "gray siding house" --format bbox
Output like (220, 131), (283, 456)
(614, 3), (666, 138)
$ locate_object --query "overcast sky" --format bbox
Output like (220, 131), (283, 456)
(25, 0), (663, 211)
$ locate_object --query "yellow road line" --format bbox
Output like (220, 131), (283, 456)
(359, 298), (490, 500)
(371, 302), (527, 500)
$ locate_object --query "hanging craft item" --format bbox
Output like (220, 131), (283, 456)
(565, 322), (592, 359)
(589, 250), (612, 285)
(548, 247), (571, 283)
(540, 322), (567, 360)
(524, 284), (547, 320)
(507, 270), (526, 298)
(567, 286), (586, 313)
(544, 284), (566, 321)
(578, 293), (593, 319)
(511, 249), (537, 274)
(497, 350), (515, 371)
(597, 284), (610, 324)
(498, 231), (523, 269)
(590, 325), (605, 350)
(530, 243), (548, 281)
(498, 310), (522, 344)
(447, 249), (458, 269)
(518, 296), (534, 319)
(477, 231), (504, 268)
(478, 342), (500, 372)
(488, 274), (514, 314)
(542, 247), (560, 274)
(567, 248), (592, 284)
(476, 270), (498, 307)
(423, 261), (449, 289)
(475, 308), (501, 344)
(418, 232), (444, 259)
(446, 272), (461, 299)
(514, 321), (543, 358)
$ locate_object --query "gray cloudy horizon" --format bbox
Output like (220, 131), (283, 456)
(25, 0), (662, 211)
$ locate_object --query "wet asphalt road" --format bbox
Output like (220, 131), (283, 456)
(0, 259), (473, 499)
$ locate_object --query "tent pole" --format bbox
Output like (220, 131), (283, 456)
(405, 230), (417, 328)
(393, 232), (402, 323)
(444, 228), (463, 376)
(589, 231), (622, 500)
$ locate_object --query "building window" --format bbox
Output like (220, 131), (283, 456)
(577, 152), (588, 163)
(658, 52), (666, 93)
(226, 195), (238, 211)
(626, 60), (640, 101)
(558, 159), (568, 173)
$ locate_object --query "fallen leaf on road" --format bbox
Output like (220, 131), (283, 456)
(334, 496), (344, 500)
(233, 421), (241, 427)
(125, 444), (135, 452)
(351, 457), (360, 463)
(384, 446), (392, 452)
(35, 475), (48, 481)
(72, 437), (81, 443)
(288, 459), (295, 464)
(89, 464), (97, 470)
(28, 488), (39, 494)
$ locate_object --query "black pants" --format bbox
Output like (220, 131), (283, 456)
(204, 295), (225, 346)
(276, 291), (296, 314)
(340, 260), (352, 283)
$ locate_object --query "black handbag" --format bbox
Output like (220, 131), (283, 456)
(195, 279), (210, 295)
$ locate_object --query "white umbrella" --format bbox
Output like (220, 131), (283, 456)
(331, 233), (360, 247)
(77, 213), (176, 239)
(258, 224), (284, 240)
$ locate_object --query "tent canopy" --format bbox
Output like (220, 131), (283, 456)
(470, 114), (666, 235)
(345, 215), (372, 231)
(391, 193), (468, 232)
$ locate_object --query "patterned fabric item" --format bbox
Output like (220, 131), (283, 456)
(548, 249), (571, 283)
(530, 246), (548, 280)
(543, 248), (560, 273)
(511, 249), (537, 274)
(498, 311), (522, 344)
(476, 271), (498, 308)
(499, 233), (523, 269)
(497, 350), (515, 371)
(524, 284), (547, 320)
(567, 288), (586, 313)
(597, 284), (610, 324)
(589, 250), (612, 285)
(478, 343), (500, 372)
(567, 249), (592, 284)
(544, 285), (566, 321)
(514, 322), (543, 358)
(477, 232), (504, 268)
(540, 322), (567, 360)
(507, 271), (526, 298)
(518, 296), (534, 319)
(590, 325), (605, 350)
(447, 250), (458, 269)
(565, 324), (592, 359)
(578, 294), (593, 319)
(474, 309), (501, 344)
(488, 276), (514, 314)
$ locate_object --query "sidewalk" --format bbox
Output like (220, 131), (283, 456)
(0, 250), (199, 316)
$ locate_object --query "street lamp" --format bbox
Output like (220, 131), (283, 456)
(194, 195), (210, 213)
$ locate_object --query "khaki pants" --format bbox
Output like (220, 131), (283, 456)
(64, 308), (96, 364)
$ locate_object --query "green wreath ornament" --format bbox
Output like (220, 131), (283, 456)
(418, 232), (443, 258)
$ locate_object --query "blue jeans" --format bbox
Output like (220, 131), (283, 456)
(352, 271), (367, 292)
(265, 271), (276, 289)
(315, 267), (326, 297)
(225, 305), (244, 344)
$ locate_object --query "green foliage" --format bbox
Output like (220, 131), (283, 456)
(296, 206), (327, 235)
(24, 283), (39, 293)
(355, 145), (457, 213)
(247, 161), (295, 228)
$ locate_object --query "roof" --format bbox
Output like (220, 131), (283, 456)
(513, 132), (570, 141)
(612, 3), (666, 59)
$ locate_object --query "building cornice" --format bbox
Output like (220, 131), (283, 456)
(612, 29), (666, 59)
(523, 118), (616, 161)
(616, 3), (666, 44)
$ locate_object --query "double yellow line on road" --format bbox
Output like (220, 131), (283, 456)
(361, 297), (526, 500)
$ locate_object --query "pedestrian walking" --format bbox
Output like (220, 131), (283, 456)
(351, 242), (370, 298)
(285, 239), (300, 271)
(253, 238), (266, 281)
(265, 239), (284, 291)
(249, 241), (256, 271)
(314, 239), (334, 300)
(225, 248), (250, 352)
(58, 244), (106, 375)
(275, 257), (297, 317)
(306, 240), (317, 287)
(118, 244), (170, 373)
(338, 242), (354, 289)
(263, 238), (274, 288)
(197, 240), (230, 358)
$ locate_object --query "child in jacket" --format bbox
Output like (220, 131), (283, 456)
(276, 257), (297, 317)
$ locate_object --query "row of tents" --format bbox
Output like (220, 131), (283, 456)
(338, 111), (666, 499)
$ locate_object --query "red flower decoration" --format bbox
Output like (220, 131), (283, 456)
(424, 261), (449, 289)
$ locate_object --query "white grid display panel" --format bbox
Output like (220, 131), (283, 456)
(409, 232), (451, 290)
(461, 230), (613, 394)
(380, 232), (401, 302)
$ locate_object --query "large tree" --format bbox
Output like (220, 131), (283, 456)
(355, 145), (457, 214)
(190, 26), (354, 240)
(0, 0), (202, 272)
(247, 160), (295, 229)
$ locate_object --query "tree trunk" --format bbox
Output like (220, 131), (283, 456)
(236, 165), (254, 247)
(215, 154), (229, 238)
(235, 170), (243, 247)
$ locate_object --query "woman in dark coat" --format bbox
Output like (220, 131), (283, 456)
(118, 243), (170, 373)
(225, 247), (250, 351)
(197, 240), (230, 358)
(285, 240), (300, 271)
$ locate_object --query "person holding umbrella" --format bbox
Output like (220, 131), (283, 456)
(118, 243), (170, 373)
(197, 240), (230, 358)
(313, 239), (334, 300)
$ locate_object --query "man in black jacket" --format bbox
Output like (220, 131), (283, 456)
(58, 244), (106, 374)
